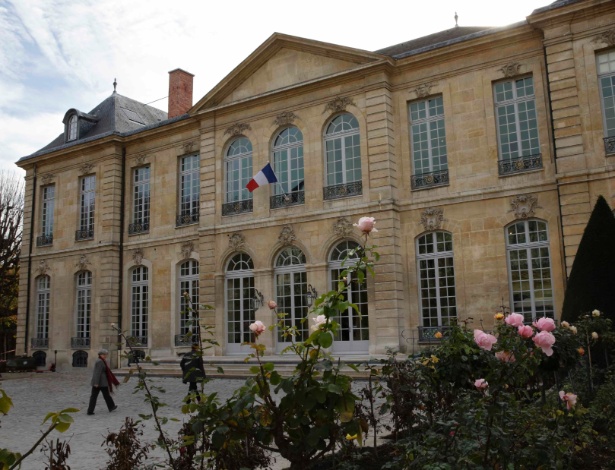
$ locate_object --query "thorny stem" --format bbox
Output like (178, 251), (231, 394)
(113, 325), (177, 469)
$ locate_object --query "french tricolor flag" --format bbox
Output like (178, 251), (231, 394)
(246, 162), (278, 192)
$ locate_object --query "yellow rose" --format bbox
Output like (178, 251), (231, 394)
(494, 312), (504, 320)
(434, 331), (443, 339)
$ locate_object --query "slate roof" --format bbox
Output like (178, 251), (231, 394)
(531, 0), (585, 15)
(21, 92), (170, 161)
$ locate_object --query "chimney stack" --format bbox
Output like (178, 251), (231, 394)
(168, 68), (194, 118)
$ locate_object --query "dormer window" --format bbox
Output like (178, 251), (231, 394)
(67, 115), (78, 141)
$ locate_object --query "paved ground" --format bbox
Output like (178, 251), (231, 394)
(0, 368), (292, 469)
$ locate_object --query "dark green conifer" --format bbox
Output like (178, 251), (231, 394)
(561, 195), (615, 323)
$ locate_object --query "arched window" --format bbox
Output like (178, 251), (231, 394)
(271, 127), (304, 208)
(223, 137), (253, 215)
(33, 350), (47, 367)
(416, 232), (457, 333)
(34, 276), (50, 348)
(506, 220), (554, 322)
(225, 253), (255, 353)
(72, 350), (88, 368)
(324, 113), (362, 199)
(178, 260), (199, 344)
(275, 247), (308, 348)
(67, 115), (78, 141)
(130, 266), (149, 346)
(329, 241), (369, 352)
(74, 271), (92, 348)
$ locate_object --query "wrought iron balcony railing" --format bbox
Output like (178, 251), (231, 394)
(222, 199), (253, 216)
(31, 337), (49, 349)
(126, 336), (148, 348)
(323, 181), (362, 201)
(174, 334), (195, 347)
(71, 336), (91, 348)
(417, 326), (453, 343)
(498, 153), (542, 176)
(411, 169), (449, 190)
(270, 191), (305, 209)
(129, 220), (150, 235)
(176, 210), (199, 227)
(36, 234), (53, 247)
(75, 228), (94, 241)
(604, 136), (615, 155)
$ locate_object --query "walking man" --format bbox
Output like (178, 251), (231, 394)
(180, 343), (205, 402)
(87, 348), (119, 415)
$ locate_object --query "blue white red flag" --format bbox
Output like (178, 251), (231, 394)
(246, 162), (278, 192)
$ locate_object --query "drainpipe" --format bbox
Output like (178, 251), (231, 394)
(24, 164), (37, 354)
(117, 147), (126, 365)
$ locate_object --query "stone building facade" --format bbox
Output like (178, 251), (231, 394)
(16, 0), (615, 368)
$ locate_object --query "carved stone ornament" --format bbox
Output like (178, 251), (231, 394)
(79, 162), (94, 174)
(500, 62), (521, 78)
(278, 225), (296, 246)
(414, 82), (437, 98)
(510, 194), (540, 219)
(228, 233), (246, 251)
(420, 208), (444, 231)
(593, 29), (615, 47)
(274, 111), (297, 127)
(324, 96), (355, 114)
(134, 154), (148, 166)
(133, 248), (144, 266)
(224, 123), (251, 136)
(181, 141), (198, 154)
(180, 241), (194, 260)
(41, 173), (55, 185)
(332, 217), (354, 238)
(75, 255), (90, 271)
(37, 260), (50, 276)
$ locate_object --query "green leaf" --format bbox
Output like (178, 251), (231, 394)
(318, 331), (333, 348)
(55, 422), (70, 433)
(0, 391), (13, 415)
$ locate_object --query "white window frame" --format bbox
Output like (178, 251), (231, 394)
(132, 166), (150, 228)
(272, 127), (304, 195)
(225, 137), (253, 203)
(36, 276), (50, 340)
(409, 95), (448, 176)
(275, 247), (308, 348)
(225, 253), (256, 351)
(178, 154), (200, 220)
(506, 219), (554, 322)
(75, 271), (92, 339)
(130, 266), (149, 343)
(178, 260), (199, 337)
(324, 113), (362, 187)
(67, 115), (78, 141)
(41, 185), (55, 238)
(79, 175), (95, 236)
(416, 231), (457, 328)
(597, 50), (615, 143)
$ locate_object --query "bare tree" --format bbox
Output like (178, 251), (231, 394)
(0, 170), (24, 355)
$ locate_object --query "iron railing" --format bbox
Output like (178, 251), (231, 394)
(36, 234), (53, 247)
(323, 181), (362, 200)
(71, 337), (91, 348)
(270, 191), (305, 209)
(604, 136), (615, 155)
(75, 228), (94, 241)
(176, 210), (199, 227)
(222, 199), (253, 216)
(129, 221), (150, 235)
(498, 153), (542, 176)
(126, 336), (148, 348)
(411, 169), (449, 190)
(31, 337), (49, 349)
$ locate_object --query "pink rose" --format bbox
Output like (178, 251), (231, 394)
(354, 217), (377, 234)
(474, 378), (488, 390)
(474, 329), (497, 351)
(249, 320), (266, 337)
(267, 300), (277, 310)
(311, 314), (327, 331)
(533, 330), (556, 356)
(559, 390), (578, 410)
(533, 317), (556, 332)
(495, 350), (516, 363)
(517, 325), (534, 338)
(505, 312), (525, 327)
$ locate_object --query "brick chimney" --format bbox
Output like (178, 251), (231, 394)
(168, 68), (194, 118)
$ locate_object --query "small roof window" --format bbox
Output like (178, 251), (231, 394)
(67, 115), (78, 141)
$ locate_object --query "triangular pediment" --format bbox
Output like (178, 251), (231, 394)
(192, 33), (386, 112)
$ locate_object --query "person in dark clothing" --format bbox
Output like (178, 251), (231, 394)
(180, 344), (206, 402)
(87, 348), (119, 415)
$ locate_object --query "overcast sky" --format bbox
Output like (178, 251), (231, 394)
(0, 0), (552, 175)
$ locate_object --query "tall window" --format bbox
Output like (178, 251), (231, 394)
(67, 115), (77, 141)
(35, 276), (50, 347)
(75, 271), (92, 345)
(76, 175), (95, 240)
(178, 260), (199, 341)
(409, 96), (449, 189)
(416, 232), (457, 333)
(130, 266), (149, 345)
(38, 185), (55, 246)
(324, 113), (362, 199)
(506, 220), (554, 322)
(130, 166), (150, 234)
(494, 76), (541, 175)
(272, 127), (304, 208)
(177, 155), (200, 226)
(597, 50), (615, 154)
(226, 253), (255, 352)
(223, 137), (253, 215)
(275, 247), (308, 347)
(329, 241), (369, 351)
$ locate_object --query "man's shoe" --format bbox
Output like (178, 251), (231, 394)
(87, 412), (94, 415)
(110, 406), (118, 412)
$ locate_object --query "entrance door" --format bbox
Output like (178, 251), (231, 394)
(275, 247), (308, 352)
